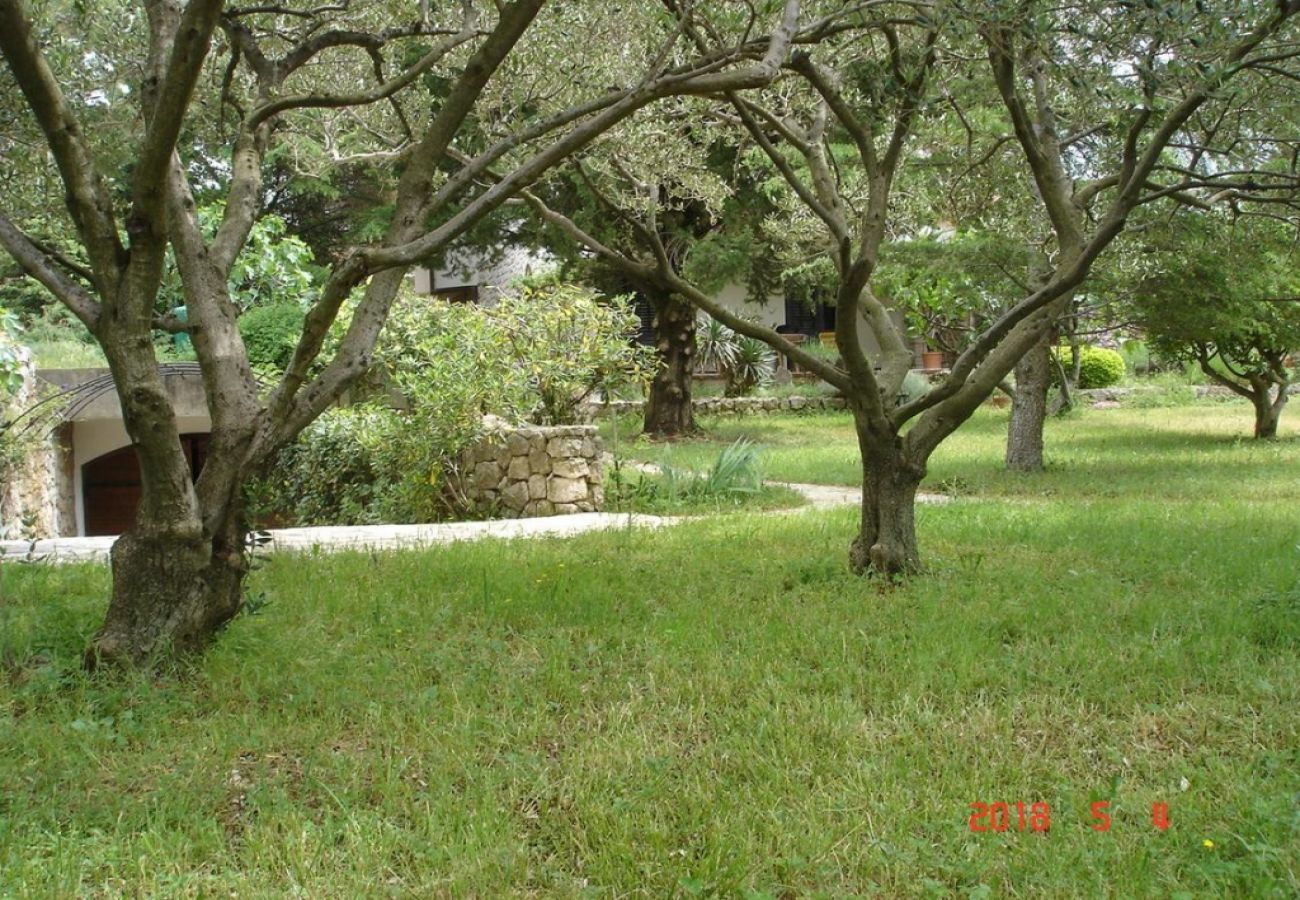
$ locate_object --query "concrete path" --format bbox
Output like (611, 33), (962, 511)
(0, 480), (949, 564)
(772, 481), (952, 510)
(0, 513), (680, 564)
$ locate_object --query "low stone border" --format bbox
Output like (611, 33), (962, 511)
(593, 395), (848, 418)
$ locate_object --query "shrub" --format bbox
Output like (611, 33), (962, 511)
(239, 301), (306, 372)
(249, 406), (395, 526)
(1054, 345), (1126, 388)
(491, 284), (655, 424)
(260, 283), (655, 526)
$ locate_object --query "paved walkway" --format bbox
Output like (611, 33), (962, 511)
(0, 481), (949, 564)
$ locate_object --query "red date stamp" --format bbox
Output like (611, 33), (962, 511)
(968, 800), (1171, 833)
(969, 801), (1052, 832)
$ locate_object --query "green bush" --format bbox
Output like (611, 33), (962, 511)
(258, 283), (654, 526)
(239, 301), (306, 372)
(249, 406), (397, 526)
(1054, 345), (1126, 388)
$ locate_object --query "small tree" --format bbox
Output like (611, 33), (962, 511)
(1136, 216), (1300, 438)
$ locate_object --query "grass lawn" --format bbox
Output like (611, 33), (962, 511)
(2, 403), (1298, 896)
(606, 399), (1299, 502)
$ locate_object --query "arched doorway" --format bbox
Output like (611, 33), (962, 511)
(82, 433), (210, 536)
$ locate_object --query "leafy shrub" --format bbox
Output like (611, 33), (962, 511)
(239, 301), (307, 371)
(1053, 345), (1126, 388)
(249, 406), (395, 526)
(491, 284), (655, 424)
(259, 283), (653, 525)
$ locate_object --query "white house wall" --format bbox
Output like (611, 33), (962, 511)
(709, 282), (903, 363)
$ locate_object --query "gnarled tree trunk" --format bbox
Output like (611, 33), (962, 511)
(91, 506), (247, 668)
(849, 428), (925, 577)
(643, 290), (697, 438)
(1251, 383), (1287, 439)
(1005, 332), (1052, 471)
(85, 325), (260, 668)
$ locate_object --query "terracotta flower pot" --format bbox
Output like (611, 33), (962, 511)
(921, 350), (945, 370)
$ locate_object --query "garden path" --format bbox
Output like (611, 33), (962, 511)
(0, 481), (947, 563)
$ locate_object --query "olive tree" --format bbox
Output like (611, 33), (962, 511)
(0, 0), (818, 665)
(528, 0), (1300, 575)
(1136, 214), (1299, 438)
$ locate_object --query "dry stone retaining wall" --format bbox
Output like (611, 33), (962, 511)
(0, 352), (69, 540)
(456, 423), (604, 517)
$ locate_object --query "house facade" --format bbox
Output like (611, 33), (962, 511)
(1, 365), (211, 539)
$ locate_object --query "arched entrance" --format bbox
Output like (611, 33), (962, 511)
(81, 433), (210, 536)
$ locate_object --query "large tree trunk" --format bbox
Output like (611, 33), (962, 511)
(89, 505), (248, 668)
(1251, 386), (1286, 439)
(1005, 332), (1052, 471)
(86, 316), (258, 668)
(849, 430), (925, 577)
(643, 291), (697, 438)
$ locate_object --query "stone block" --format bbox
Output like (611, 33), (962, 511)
(507, 456), (531, 480)
(472, 460), (502, 490)
(506, 431), (531, 455)
(528, 449), (551, 474)
(554, 502), (580, 515)
(551, 457), (590, 479)
(529, 499), (555, 517)
(528, 474), (548, 500)
(547, 476), (588, 504)
(547, 436), (585, 458)
(501, 479), (530, 511)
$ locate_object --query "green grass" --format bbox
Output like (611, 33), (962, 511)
(606, 401), (1299, 501)
(2, 403), (1299, 896)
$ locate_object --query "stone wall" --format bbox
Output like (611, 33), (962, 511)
(455, 422), (604, 517)
(1, 353), (74, 540)
(594, 394), (849, 419)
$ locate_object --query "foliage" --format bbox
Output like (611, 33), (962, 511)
(694, 315), (775, 396)
(238, 302), (308, 372)
(0, 305), (25, 397)
(872, 233), (1010, 353)
(1133, 216), (1300, 392)
(381, 283), (652, 427)
(1053, 345), (1126, 389)
(155, 210), (322, 315)
(492, 284), (655, 425)
(248, 406), (394, 527)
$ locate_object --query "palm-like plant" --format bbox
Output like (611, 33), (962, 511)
(694, 315), (776, 396)
(695, 315), (740, 375)
(725, 335), (776, 396)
